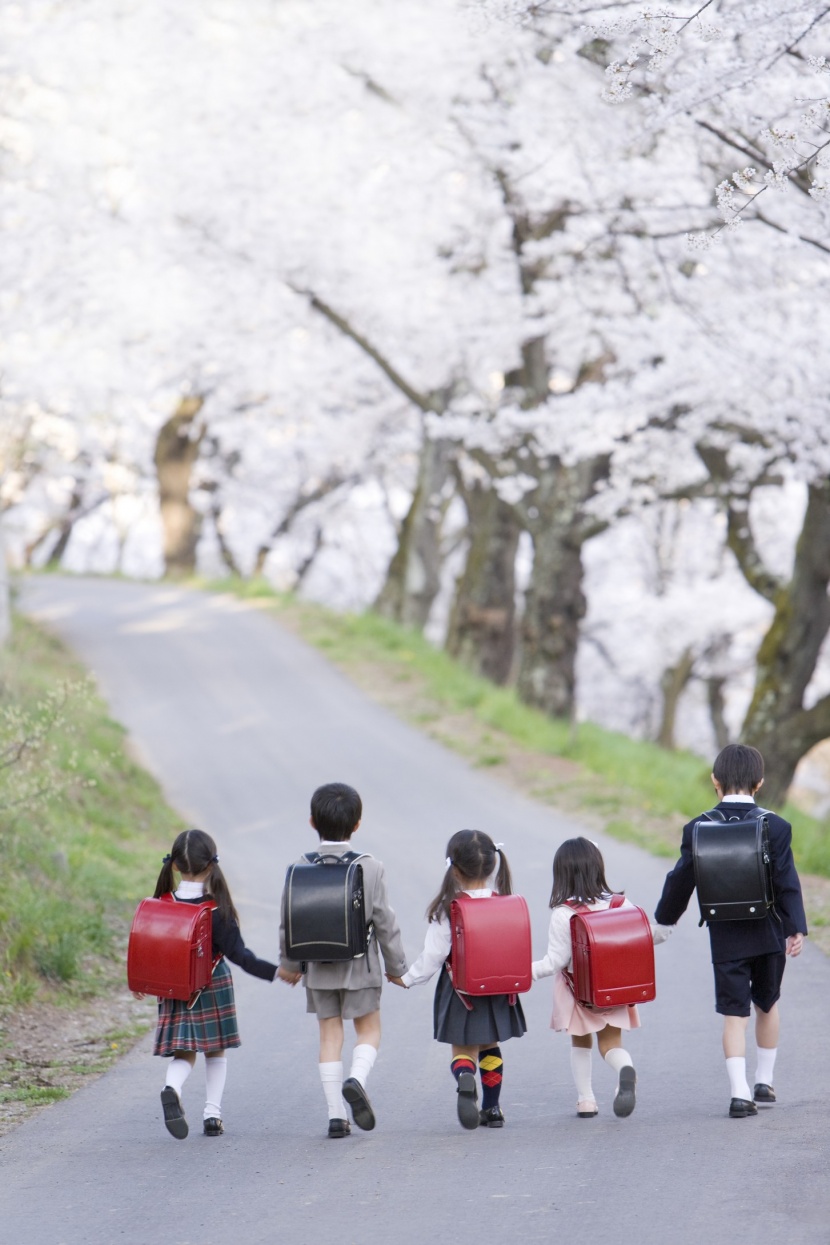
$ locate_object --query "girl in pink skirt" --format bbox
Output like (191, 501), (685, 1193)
(533, 837), (671, 1119)
(143, 829), (277, 1140)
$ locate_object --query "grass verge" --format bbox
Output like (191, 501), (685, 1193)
(0, 611), (181, 1130)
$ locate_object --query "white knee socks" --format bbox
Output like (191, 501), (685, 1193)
(726, 1056), (753, 1101)
(349, 1044), (378, 1088)
(755, 1046), (777, 1088)
(204, 1056), (228, 1121)
(603, 1047), (634, 1077)
(570, 1047), (594, 1101)
(164, 1057), (193, 1099)
(320, 1061), (348, 1120)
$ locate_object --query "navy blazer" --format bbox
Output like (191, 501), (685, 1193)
(654, 800), (808, 963)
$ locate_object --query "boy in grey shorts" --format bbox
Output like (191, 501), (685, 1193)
(278, 782), (407, 1138)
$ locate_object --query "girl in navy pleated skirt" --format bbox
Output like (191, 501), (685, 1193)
(141, 829), (276, 1140)
(402, 830), (525, 1129)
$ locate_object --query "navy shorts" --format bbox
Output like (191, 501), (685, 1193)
(713, 952), (786, 1017)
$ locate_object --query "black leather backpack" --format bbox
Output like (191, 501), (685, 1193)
(284, 851), (372, 961)
(692, 807), (775, 924)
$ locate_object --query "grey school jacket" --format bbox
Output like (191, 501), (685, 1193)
(278, 842), (408, 990)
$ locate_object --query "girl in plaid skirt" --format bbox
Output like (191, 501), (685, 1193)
(148, 829), (277, 1140)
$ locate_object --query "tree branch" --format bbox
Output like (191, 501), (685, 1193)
(289, 285), (447, 415)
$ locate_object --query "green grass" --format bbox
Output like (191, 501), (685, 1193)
(0, 1086), (70, 1106)
(205, 575), (830, 877)
(0, 612), (184, 1009)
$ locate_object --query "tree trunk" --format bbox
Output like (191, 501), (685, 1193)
(741, 480), (830, 805)
(153, 397), (205, 578)
(515, 456), (609, 720)
(374, 435), (454, 630)
(706, 676), (730, 751)
(445, 482), (520, 684)
(656, 646), (696, 749)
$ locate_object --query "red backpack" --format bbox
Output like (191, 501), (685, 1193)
(568, 895), (655, 1009)
(127, 893), (218, 1006)
(448, 893), (532, 1006)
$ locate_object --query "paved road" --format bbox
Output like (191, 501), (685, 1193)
(5, 576), (829, 1245)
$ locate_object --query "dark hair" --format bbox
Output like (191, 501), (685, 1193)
(154, 828), (238, 924)
(310, 782), (362, 841)
(548, 837), (617, 908)
(426, 829), (513, 923)
(712, 744), (764, 795)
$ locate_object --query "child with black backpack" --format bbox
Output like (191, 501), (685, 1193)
(655, 744), (807, 1118)
(277, 783), (407, 1139)
(401, 829), (526, 1130)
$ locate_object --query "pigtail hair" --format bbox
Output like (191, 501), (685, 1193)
(204, 860), (239, 926)
(153, 858), (176, 899)
(426, 829), (509, 922)
(426, 869), (460, 925)
(152, 829), (239, 926)
(494, 848), (513, 897)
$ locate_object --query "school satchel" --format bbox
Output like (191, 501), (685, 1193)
(127, 893), (217, 1004)
(283, 851), (370, 962)
(692, 806), (774, 923)
(448, 893), (532, 1005)
(569, 895), (656, 1009)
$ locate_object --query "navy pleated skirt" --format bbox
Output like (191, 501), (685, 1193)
(433, 966), (527, 1046)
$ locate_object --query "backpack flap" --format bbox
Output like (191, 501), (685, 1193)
(449, 893), (532, 998)
(284, 852), (370, 962)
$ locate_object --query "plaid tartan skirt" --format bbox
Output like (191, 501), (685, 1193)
(153, 959), (241, 1056)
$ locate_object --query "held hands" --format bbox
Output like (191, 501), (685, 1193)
(386, 974), (407, 988)
(277, 966), (303, 986)
(786, 933), (804, 957)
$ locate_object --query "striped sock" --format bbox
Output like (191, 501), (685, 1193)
(479, 1046), (503, 1110)
(451, 1056), (477, 1084)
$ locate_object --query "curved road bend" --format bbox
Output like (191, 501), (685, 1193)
(3, 575), (828, 1245)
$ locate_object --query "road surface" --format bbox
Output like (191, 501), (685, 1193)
(5, 576), (829, 1245)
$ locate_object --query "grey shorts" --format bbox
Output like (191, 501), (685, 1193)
(305, 986), (382, 1020)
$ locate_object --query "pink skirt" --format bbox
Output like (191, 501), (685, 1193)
(551, 970), (641, 1036)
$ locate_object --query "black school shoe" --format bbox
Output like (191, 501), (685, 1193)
(754, 1083), (776, 1105)
(729, 1098), (759, 1118)
(342, 1077), (376, 1131)
(478, 1106), (505, 1128)
(456, 1071), (480, 1130)
(613, 1066), (637, 1118)
(327, 1118), (351, 1139)
(203, 1117), (224, 1137)
(160, 1087), (188, 1140)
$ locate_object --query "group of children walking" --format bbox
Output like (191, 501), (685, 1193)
(137, 744), (807, 1140)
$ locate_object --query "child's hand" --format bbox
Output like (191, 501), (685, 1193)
(277, 966), (303, 985)
(786, 933), (804, 957)
(386, 975), (407, 988)
(132, 992), (147, 1000)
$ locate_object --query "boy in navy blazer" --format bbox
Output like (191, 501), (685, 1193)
(655, 744), (807, 1118)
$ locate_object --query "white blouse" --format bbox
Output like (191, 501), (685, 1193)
(532, 896), (672, 981)
(401, 888), (492, 987)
